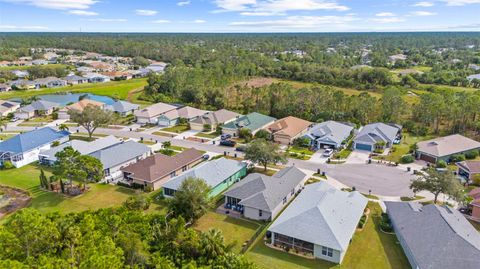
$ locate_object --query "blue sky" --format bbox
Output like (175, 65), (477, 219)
(1, 0), (480, 32)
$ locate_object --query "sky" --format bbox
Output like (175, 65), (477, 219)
(1, 0), (480, 32)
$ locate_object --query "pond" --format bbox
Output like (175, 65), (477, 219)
(11, 93), (115, 106)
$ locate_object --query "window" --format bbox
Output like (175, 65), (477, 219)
(283, 197), (287, 204)
(170, 171), (176, 177)
(321, 246), (333, 257)
(291, 188), (295, 196)
(259, 210), (263, 217)
(164, 188), (176, 196)
(182, 165), (187, 172)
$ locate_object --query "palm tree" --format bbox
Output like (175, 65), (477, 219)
(200, 229), (233, 260)
(58, 124), (69, 132)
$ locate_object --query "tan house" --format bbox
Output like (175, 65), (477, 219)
(468, 188), (480, 222)
(0, 100), (20, 117)
(416, 134), (480, 163)
(266, 116), (311, 145)
(134, 102), (178, 125)
(120, 148), (204, 190)
(190, 109), (240, 131)
(58, 99), (105, 120)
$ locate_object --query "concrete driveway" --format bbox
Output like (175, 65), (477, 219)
(346, 150), (370, 164)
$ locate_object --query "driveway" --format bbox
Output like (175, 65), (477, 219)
(346, 150), (370, 164)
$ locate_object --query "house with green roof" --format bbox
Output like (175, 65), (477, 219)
(222, 112), (276, 137)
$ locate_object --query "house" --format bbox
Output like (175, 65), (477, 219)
(0, 100), (20, 117)
(265, 116), (311, 145)
(34, 77), (67, 88)
(101, 71), (132, 80)
(32, 59), (49, 65)
(222, 112), (276, 137)
(303, 121), (354, 150)
(0, 127), (70, 168)
(11, 70), (29, 78)
(457, 160), (480, 183)
(14, 100), (59, 119)
(157, 106), (207, 127)
(388, 54), (407, 63)
(105, 100), (140, 116)
(268, 182), (367, 263)
(0, 83), (12, 92)
(190, 109), (240, 132)
(77, 66), (94, 73)
(120, 148), (204, 190)
(57, 99), (105, 120)
(223, 166), (307, 221)
(83, 73), (111, 83)
(89, 140), (151, 180)
(385, 202), (480, 269)
(467, 188), (480, 222)
(353, 123), (400, 152)
(134, 102), (178, 125)
(38, 135), (121, 165)
(416, 134), (480, 163)
(130, 68), (151, 78)
(468, 64), (480, 71)
(163, 158), (247, 198)
(11, 79), (39, 90)
(467, 74), (480, 81)
(63, 75), (89, 85)
(146, 62), (167, 73)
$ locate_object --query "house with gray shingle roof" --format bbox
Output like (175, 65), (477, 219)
(105, 100), (140, 116)
(268, 182), (367, 263)
(303, 121), (354, 150)
(353, 122), (400, 152)
(223, 166), (307, 221)
(190, 109), (240, 132)
(63, 75), (89, 85)
(386, 202), (480, 269)
(222, 112), (276, 137)
(416, 134), (480, 163)
(14, 100), (60, 119)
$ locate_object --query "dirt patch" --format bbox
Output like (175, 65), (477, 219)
(234, 77), (275, 88)
(0, 185), (31, 218)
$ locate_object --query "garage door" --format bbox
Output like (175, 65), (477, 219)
(355, 143), (372, 151)
(419, 153), (436, 163)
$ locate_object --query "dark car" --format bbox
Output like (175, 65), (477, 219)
(220, 140), (236, 147)
(236, 145), (246, 152)
(221, 134), (232, 140)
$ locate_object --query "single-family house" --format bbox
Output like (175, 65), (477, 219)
(467, 188), (480, 222)
(303, 121), (354, 150)
(14, 100), (59, 119)
(57, 99), (105, 120)
(38, 135), (121, 165)
(468, 64), (480, 71)
(268, 182), (367, 263)
(388, 54), (407, 64)
(134, 102), (178, 125)
(89, 140), (151, 180)
(77, 66), (95, 73)
(63, 75), (89, 85)
(190, 109), (240, 132)
(121, 148), (204, 190)
(0, 127), (70, 168)
(11, 79), (39, 90)
(11, 70), (29, 78)
(157, 106), (207, 127)
(0, 100), (20, 117)
(34, 77), (67, 88)
(467, 74), (480, 82)
(83, 73), (111, 83)
(385, 202), (480, 269)
(222, 112), (276, 137)
(163, 158), (247, 198)
(353, 123), (400, 152)
(457, 160), (480, 182)
(265, 116), (311, 145)
(0, 83), (12, 92)
(223, 166), (307, 221)
(105, 100), (140, 116)
(130, 69), (151, 78)
(416, 134), (480, 163)
(146, 62), (167, 73)
(101, 71), (132, 81)
(32, 59), (49, 65)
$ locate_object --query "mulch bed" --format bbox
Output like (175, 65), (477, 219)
(0, 185), (31, 218)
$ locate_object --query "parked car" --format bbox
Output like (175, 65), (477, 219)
(202, 154), (210, 160)
(323, 148), (334, 157)
(10, 117), (18, 122)
(221, 134), (232, 140)
(393, 138), (401, 144)
(236, 145), (246, 152)
(220, 140), (236, 147)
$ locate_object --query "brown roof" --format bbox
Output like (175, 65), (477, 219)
(457, 161), (480, 174)
(65, 99), (104, 112)
(266, 116), (311, 138)
(417, 134), (480, 158)
(120, 148), (204, 182)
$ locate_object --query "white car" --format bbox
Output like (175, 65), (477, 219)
(323, 148), (334, 157)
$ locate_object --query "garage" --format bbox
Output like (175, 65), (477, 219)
(355, 143), (372, 151)
(418, 153), (437, 163)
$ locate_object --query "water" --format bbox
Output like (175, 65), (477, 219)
(11, 93), (115, 106)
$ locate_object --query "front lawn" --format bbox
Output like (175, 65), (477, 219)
(376, 133), (435, 163)
(194, 211), (262, 253)
(246, 202), (410, 269)
(195, 132), (219, 139)
(161, 124), (190, 133)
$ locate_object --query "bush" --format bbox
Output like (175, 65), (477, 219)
(293, 137), (311, 148)
(123, 195), (152, 211)
(1, 160), (14, 169)
(450, 154), (466, 163)
(254, 129), (271, 140)
(465, 150), (479, 160)
(472, 174), (480, 186)
(400, 154), (415, 164)
(436, 160), (447, 168)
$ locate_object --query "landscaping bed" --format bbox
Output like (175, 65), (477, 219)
(0, 185), (31, 218)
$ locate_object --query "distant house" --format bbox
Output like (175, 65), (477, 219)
(157, 106), (207, 127)
(457, 161), (480, 182)
(265, 116), (311, 145)
(11, 79), (39, 90)
(63, 75), (89, 85)
(89, 140), (151, 180)
(416, 134), (480, 163)
(130, 68), (151, 78)
(163, 158), (247, 198)
(101, 71), (133, 80)
(32, 59), (49, 65)
(386, 202), (480, 269)
(467, 188), (480, 222)
(11, 70), (29, 78)
(14, 100), (59, 119)
(83, 73), (111, 83)
(57, 99), (105, 120)
(222, 112), (276, 137)
(121, 148), (204, 190)
(77, 66), (94, 73)
(467, 74), (480, 81)
(353, 123), (401, 152)
(303, 121), (354, 150)
(146, 62), (167, 73)
(223, 166), (307, 221)
(34, 77), (67, 88)
(0, 83), (12, 92)
(38, 135), (121, 165)
(134, 102), (178, 125)
(468, 64), (480, 71)
(388, 54), (407, 63)
(268, 182), (367, 264)
(105, 100), (140, 116)
(0, 100), (20, 117)
(190, 109), (240, 132)
(0, 127), (70, 168)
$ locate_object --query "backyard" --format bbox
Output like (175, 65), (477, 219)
(246, 202), (410, 269)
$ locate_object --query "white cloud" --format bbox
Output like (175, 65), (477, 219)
(1, 0), (97, 10)
(410, 11), (437, 16)
(151, 20), (171, 24)
(214, 0), (349, 15)
(87, 18), (127, 22)
(68, 10), (98, 16)
(376, 12), (395, 17)
(177, 1), (191, 6)
(230, 15), (356, 29)
(441, 0), (480, 6)
(371, 17), (405, 23)
(214, 0), (256, 11)
(135, 9), (157, 16)
(193, 19), (206, 23)
(0, 24), (48, 29)
(413, 1), (434, 7)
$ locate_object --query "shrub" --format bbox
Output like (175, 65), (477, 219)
(254, 129), (271, 140)
(1, 160), (14, 169)
(450, 154), (466, 163)
(51, 141), (60, 147)
(400, 154), (415, 164)
(293, 137), (311, 148)
(472, 174), (480, 186)
(465, 150), (479, 160)
(123, 195), (152, 210)
(202, 124), (212, 132)
(436, 160), (447, 168)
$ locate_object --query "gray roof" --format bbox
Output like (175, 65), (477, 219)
(304, 121), (354, 145)
(223, 166), (306, 212)
(18, 100), (59, 113)
(269, 182), (367, 251)
(386, 202), (480, 269)
(89, 140), (150, 169)
(163, 158), (246, 191)
(467, 74), (480, 81)
(105, 100), (140, 113)
(354, 122), (399, 145)
(190, 109), (241, 126)
(63, 75), (88, 82)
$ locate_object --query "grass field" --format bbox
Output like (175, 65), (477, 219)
(246, 202), (410, 269)
(0, 64), (68, 71)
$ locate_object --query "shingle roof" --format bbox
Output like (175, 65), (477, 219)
(417, 134), (480, 158)
(269, 182), (367, 251)
(266, 116), (311, 138)
(304, 121), (354, 145)
(223, 166), (306, 212)
(0, 127), (70, 154)
(457, 160), (480, 174)
(105, 100), (139, 113)
(190, 109), (240, 126)
(64, 99), (104, 112)
(89, 141), (150, 169)
(63, 75), (88, 82)
(161, 106), (207, 120)
(354, 122), (399, 145)
(18, 100), (59, 113)
(163, 158), (246, 191)
(386, 202), (480, 269)
(134, 102), (178, 118)
(222, 112), (276, 132)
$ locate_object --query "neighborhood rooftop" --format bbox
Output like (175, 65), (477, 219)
(417, 134), (480, 158)
(223, 112), (276, 131)
(89, 140), (150, 170)
(0, 127), (70, 154)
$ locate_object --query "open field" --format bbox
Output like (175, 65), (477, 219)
(0, 63), (69, 71)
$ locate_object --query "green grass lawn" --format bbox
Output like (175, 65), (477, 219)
(376, 133), (434, 163)
(194, 211), (262, 253)
(0, 63), (68, 71)
(152, 131), (176, 137)
(246, 202), (410, 269)
(195, 132), (219, 139)
(0, 133), (15, 140)
(161, 124), (190, 133)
